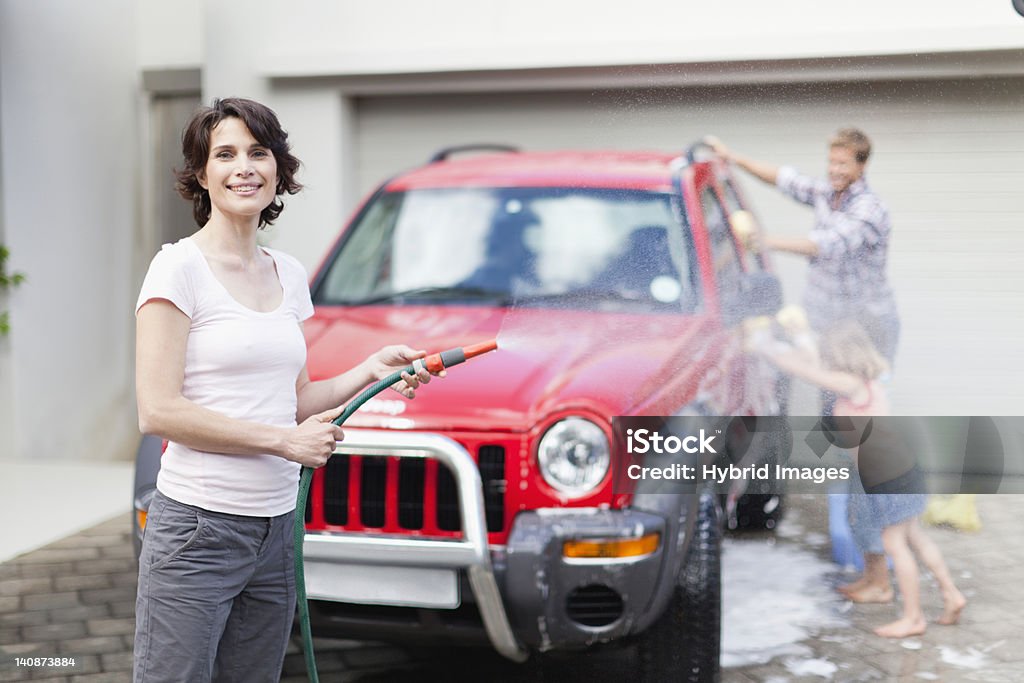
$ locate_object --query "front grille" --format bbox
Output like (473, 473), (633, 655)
(310, 444), (506, 535)
(397, 459), (425, 529)
(479, 446), (507, 531)
(324, 454), (350, 525)
(360, 457), (387, 528)
(565, 585), (624, 627)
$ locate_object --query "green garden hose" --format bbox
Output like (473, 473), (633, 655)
(293, 367), (407, 683)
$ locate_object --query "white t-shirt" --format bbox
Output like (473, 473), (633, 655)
(136, 238), (315, 516)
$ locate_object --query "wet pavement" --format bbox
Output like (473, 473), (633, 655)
(723, 495), (1024, 682)
(1, 496), (1022, 682)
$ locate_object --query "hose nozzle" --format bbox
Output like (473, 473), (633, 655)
(415, 338), (498, 374)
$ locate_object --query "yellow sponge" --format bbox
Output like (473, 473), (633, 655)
(729, 210), (757, 250)
(776, 305), (809, 334)
(923, 494), (982, 532)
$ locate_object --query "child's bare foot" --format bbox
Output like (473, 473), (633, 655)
(837, 576), (869, 596)
(847, 584), (894, 604)
(874, 616), (927, 638)
(937, 590), (967, 625)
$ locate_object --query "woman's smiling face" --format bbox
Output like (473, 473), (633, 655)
(200, 117), (278, 223)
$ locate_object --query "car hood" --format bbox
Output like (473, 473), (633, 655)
(305, 304), (725, 433)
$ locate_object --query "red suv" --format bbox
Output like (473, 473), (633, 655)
(133, 143), (785, 681)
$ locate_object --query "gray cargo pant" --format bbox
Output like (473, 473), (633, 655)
(133, 491), (296, 682)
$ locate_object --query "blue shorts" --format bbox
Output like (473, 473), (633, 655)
(871, 494), (927, 528)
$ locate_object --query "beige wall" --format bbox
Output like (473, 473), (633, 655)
(136, 0), (203, 70)
(257, 1), (1024, 77)
(0, 0), (141, 461)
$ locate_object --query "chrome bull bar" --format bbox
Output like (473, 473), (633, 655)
(302, 429), (528, 662)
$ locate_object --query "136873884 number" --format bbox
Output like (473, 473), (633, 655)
(14, 657), (77, 667)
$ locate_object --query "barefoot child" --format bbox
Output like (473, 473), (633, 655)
(748, 317), (967, 638)
(759, 309), (890, 602)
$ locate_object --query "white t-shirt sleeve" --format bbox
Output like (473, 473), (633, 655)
(276, 250), (314, 322)
(136, 243), (196, 318)
(296, 267), (314, 321)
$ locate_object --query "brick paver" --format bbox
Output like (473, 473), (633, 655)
(0, 516), (137, 682)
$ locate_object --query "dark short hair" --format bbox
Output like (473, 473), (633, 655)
(829, 128), (871, 164)
(175, 97), (303, 228)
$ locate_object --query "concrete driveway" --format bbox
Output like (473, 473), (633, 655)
(3, 496), (1023, 682)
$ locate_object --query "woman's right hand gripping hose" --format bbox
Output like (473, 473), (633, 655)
(282, 407), (345, 468)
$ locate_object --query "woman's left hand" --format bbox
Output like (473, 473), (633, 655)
(364, 345), (446, 399)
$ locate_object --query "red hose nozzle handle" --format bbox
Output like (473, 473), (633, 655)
(416, 338), (498, 373)
(463, 339), (498, 359)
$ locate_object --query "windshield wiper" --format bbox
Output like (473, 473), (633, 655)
(339, 285), (511, 306)
(511, 288), (627, 306)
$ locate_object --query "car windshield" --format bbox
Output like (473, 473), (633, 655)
(314, 187), (700, 313)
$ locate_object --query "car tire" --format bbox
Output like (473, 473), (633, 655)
(637, 490), (721, 683)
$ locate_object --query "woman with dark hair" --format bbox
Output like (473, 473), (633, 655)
(133, 98), (439, 682)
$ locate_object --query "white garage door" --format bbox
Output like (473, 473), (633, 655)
(354, 78), (1024, 415)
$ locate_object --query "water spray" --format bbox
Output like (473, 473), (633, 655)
(293, 339), (499, 682)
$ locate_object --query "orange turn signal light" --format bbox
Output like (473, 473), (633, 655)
(563, 532), (660, 559)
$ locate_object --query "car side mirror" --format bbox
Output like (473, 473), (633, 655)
(721, 271), (783, 326)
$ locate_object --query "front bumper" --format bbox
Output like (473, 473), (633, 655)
(503, 507), (666, 651)
(303, 430), (673, 656)
(302, 430), (526, 662)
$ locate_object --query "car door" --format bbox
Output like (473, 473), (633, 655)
(682, 162), (782, 416)
(711, 166), (786, 417)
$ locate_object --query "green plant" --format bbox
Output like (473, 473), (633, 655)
(0, 244), (26, 336)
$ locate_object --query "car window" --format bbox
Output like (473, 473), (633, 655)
(315, 187), (701, 314)
(718, 178), (766, 273)
(316, 191), (403, 301)
(701, 187), (745, 306)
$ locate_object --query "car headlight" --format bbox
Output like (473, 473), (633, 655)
(537, 417), (610, 497)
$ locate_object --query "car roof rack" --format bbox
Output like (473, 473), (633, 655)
(428, 144), (520, 164)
